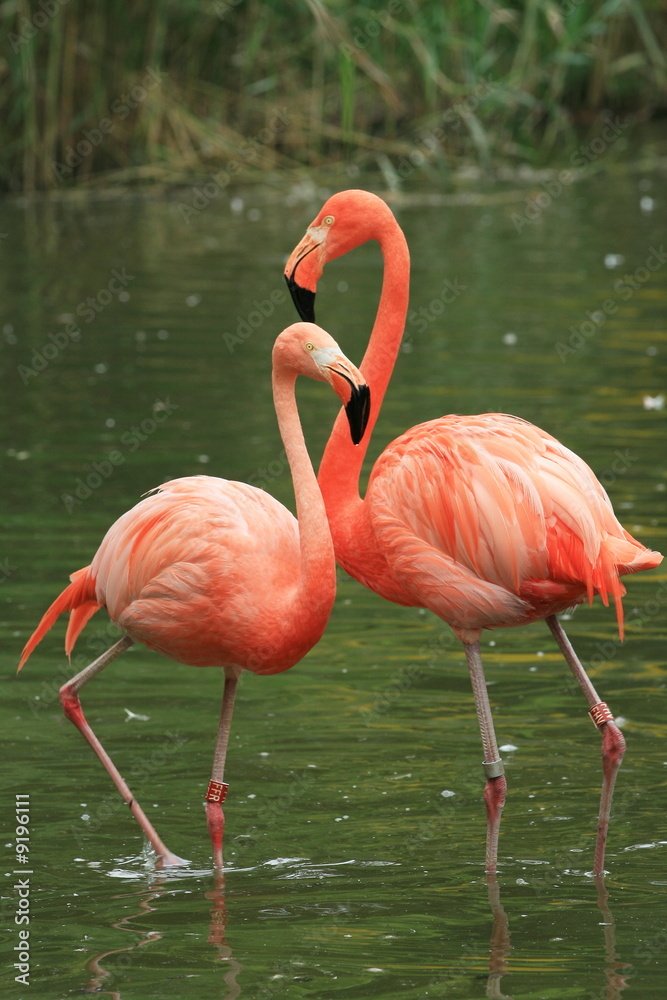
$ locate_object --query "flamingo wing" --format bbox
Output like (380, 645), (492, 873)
(20, 477), (302, 671)
(366, 415), (661, 635)
(92, 477), (301, 667)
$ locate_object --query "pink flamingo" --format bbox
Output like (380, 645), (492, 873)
(284, 190), (663, 875)
(18, 322), (370, 867)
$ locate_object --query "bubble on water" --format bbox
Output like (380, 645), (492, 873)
(603, 253), (624, 269)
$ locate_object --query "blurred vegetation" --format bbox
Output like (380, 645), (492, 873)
(1, 0), (666, 192)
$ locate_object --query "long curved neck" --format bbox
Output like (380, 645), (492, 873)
(272, 369), (335, 609)
(318, 215), (410, 503)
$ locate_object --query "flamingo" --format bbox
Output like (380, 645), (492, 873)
(18, 322), (370, 867)
(284, 190), (663, 875)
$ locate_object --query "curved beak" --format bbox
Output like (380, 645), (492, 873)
(344, 379), (371, 445)
(313, 345), (370, 445)
(285, 273), (316, 324)
(284, 232), (322, 323)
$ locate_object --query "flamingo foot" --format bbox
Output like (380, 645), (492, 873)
(484, 774), (507, 874)
(205, 800), (225, 869)
(593, 720), (626, 876)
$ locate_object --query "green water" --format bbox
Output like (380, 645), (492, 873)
(1, 174), (666, 999)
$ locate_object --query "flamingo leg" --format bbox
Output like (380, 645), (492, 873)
(205, 669), (240, 868)
(464, 641), (507, 874)
(547, 615), (625, 875)
(59, 635), (184, 866)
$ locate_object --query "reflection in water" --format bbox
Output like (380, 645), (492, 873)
(483, 874), (632, 1000)
(86, 868), (242, 999)
(205, 870), (242, 1000)
(472, 872), (636, 1000)
(594, 875), (632, 1000)
(85, 882), (163, 997)
(71, 855), (638, 999)
(486, 875), (512, 999)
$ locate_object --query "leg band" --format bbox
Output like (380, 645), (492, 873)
(205, 779), (229, 804)
(589, 702), (614, 729)
(483, 759), (505, 779)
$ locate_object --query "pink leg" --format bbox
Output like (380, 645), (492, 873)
(547, 615), (626, 875)
(205, 669), (240, 868)
(59, 635), (184, 866)
(464, 641), (507, 874)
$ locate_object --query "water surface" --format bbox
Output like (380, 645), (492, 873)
(1, 172), (666, 998)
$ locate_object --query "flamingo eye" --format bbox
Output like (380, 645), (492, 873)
(305, 342), (315, 351)
(322, 215), (334, 226)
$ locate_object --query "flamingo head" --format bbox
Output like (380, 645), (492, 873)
(273, 322), (370, 444)
(284, 190), (396, 323)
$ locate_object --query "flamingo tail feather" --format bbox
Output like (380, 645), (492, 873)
(18, 567), (100, 671)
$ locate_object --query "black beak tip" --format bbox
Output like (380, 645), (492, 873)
(345, 384), (371, 445)
(285, 274), (316, 324)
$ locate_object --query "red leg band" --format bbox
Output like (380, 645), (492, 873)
(205, 779), (229, 803)
(589, 702), (614, 729)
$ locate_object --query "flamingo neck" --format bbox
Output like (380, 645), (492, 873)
(272, 369), (336, 617)
(318, 214), (410, 512)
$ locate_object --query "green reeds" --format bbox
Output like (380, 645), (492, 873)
(0, 0), (665, 192)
